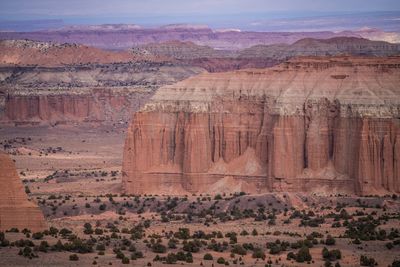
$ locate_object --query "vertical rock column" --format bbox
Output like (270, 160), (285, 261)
(0, 152), (46, 232)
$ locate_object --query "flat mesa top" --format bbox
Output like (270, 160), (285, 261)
(144, 56), (400, 117)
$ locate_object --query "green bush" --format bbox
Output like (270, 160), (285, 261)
(32, 232), (44, 240)
(296, 246), (312, 263)
(360, 255), (377, 266)
(325, 235), (336, 246)
(203, 253), (213, 260)
(217, 257), (225, 264)
(231, 244), (247, 256)
(322, 247), (341, 261)
(152, 243), (167, 253)
(252, 248), (265, 259)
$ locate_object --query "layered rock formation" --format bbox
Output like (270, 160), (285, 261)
(122, 56), (400, 196)
(0, 26), (364, 50)
(238, 37), (400, 59)
(0, 152), (46, 231)
(136, 37), (400, 72)
(0, 40), (203, 124)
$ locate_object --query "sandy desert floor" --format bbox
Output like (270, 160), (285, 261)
(0, 125), (399, 267)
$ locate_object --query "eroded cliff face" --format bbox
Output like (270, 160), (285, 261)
(0, 88), (154, 124)
(123, 57), (400, 195)
(0, 152), (46, 231)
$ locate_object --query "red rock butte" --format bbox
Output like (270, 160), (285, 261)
(0, 152), (46, 232)
(122, 56), (400, 196)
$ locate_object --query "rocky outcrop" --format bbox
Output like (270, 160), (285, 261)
(0, 152), (46, 231)
(122, 56), (400, 196)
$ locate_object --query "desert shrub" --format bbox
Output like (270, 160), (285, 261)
(168, 238), (178, 249)
(0, 232), (9, 247)
(325, 235), (336, 246)
(60, 228), (72, 237)
(322, 247), (341, 261)
(182, 240), (201, 253)
(69, 254), (79, 261)
(94, 228), (103, 235)
(122, 257), (130, 264)
(240, 230), (249, 236)
(32, 232), (44, 240)
(18, 246), (37, 258)
(38, 241), (49, 252)
(269, 244), (282, 254)
(360, 255), (377, 266)
(217, 257), (226, 264)
(174, 228), (190, 240)
(152, 243), (167, 253)
(96, 243), (105, 251)
(231, 244), (247, 256)
(294, 246), (312, 263)
(83, 223), (93, 235)
(344, 218), (380, 241)
(131, 251), (144, 260)
(252, 248), (265, 259)
(203, 253), (213, 260)
(63, 237), (94, 253)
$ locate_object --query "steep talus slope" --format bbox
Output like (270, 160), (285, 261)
(0, 152), (46, 231)
(122, 56), (400, 196)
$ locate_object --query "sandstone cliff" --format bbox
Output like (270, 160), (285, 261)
(0, 152), (46, 231)
(122, 56), (400, 196)
(0, 88), (154, 124)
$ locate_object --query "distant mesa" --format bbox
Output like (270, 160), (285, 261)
(159, 24), (210, 30)
(54, 24), (143, 32)
(2, 23), (398, 50)
(0, 152), (46, 232)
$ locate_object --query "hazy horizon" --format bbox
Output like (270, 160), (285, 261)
(0, 0), (399, 32)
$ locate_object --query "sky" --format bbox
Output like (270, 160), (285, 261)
(0, 0), (399, 31)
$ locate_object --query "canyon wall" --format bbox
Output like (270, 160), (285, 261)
(122, 56), (400, 195)
(0, 152), (46, 231)
(0, 88), (154, 124)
